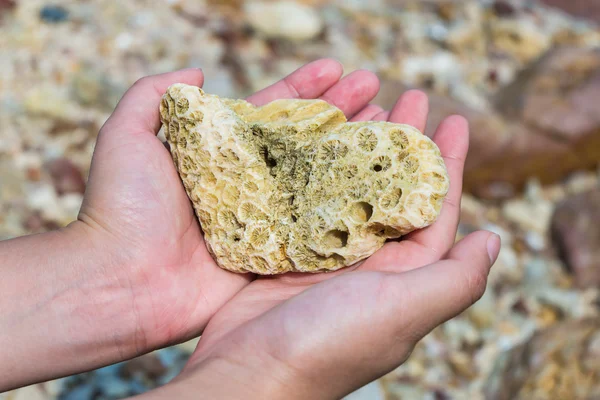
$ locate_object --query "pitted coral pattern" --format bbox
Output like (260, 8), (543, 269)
(161, 84), (449, 274)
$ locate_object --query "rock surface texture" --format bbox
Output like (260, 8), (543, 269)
(551, 188), (600, 289)
(160, 84), (449, 274)
(541, 0), (600, 23)
(485, 319), (600, 400)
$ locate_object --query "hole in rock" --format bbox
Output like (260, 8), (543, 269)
(368, 223), (402, 238)
(291, 215), (298, 222)
(373, 164), (383, 172)
(323, 230), (349, 249)
(509, 32), (521, 43)
(261, 146), (277, 170)
(351, 202), (373, 223)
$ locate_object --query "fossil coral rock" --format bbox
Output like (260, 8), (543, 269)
(160, 83), (449, 274)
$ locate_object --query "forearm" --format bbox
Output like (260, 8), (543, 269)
(0, 223), (142, 391)
(136, 352), (295, 400)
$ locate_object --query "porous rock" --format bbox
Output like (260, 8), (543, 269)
(160, 84), (448, 274)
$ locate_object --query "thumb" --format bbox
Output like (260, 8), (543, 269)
(99, 68), (204, 138)
(185, 232), (500, 399)
(390, 230), (501, 343)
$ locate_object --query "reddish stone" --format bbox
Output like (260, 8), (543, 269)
(375, 47), (600, 199)
(46, 158), (86, 195)
(540, 0), (600, 23)
(551, 189), (600, 289)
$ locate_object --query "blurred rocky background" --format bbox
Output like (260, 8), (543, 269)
(1, 0), (599, 399)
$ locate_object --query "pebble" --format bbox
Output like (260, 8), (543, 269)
(96, 375), (131, 398)
(490, 18), (552, 63)
(39, 5), (69, 23)
(94, 363), (122, 378)
(121, 354), (166, 381)
(565, 171), (599, 195)
(523, 257), (552, 289)
(46, 158), (86, 195)
(482, 223), (513, 245)
(493, 1), (516, 17)
(244, 1), (324, 41)
(502, 198), (553, 234)
(524, 231), (546, 251)
(467, 288), (497, 329)
(59, 385), (94, 400)
(551, 189), (600, 288)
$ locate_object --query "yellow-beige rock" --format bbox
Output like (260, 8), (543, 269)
(160, 84), (449, 274)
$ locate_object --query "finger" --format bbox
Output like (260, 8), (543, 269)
(102, 68), (204, 136)
(403, 115), (469, 260)
(387, 90), (429, 132)
(246, 59), (343, 106)
(372, 110), (390, 121)
(350, 104), (384, 122)
(190, 232), (499, 399)
(389, 231), (500, 343)
(320, 70), (380, 119)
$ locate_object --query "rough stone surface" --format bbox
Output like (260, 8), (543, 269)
(489, 47), (600, 190)
(161, 84), (449, 274)
(376, 47), (600, 199)
(46, 158), (86, 195)
(485, 319), (600, 400)
(375, 79), (527, 199)
(551, 188), (600, 289)
(540, 0), (600, 23)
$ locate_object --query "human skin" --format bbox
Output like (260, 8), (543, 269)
(0, 59), (500, 398)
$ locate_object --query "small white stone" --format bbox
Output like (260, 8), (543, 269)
(115, 32), (134, 50)
(482, 223), (513, 245)
(524, 231), (546, 251)
(502, 198), (553, 234)
(245, 1), (323, 41)
(26, 184), (60, 213)
(60, 193), (84, 220)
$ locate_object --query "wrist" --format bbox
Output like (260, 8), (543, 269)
(140, 350), (297, 400)
(61, 220), (151, 351)
(0, 222), (147, 390)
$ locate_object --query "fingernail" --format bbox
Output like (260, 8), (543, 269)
(486, 233), (501, 264)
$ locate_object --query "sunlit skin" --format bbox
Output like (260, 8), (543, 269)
(0, 60), (500, 398)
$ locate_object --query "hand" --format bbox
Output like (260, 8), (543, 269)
(0, 59), (383, 391)
(76, 59), (381, 353)
(141, 90), (502, 399)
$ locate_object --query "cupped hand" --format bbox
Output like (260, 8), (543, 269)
(162, 86), (502, 399)
(76, 59), (381, 353)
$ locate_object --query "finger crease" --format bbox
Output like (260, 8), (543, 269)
(443, 154), (465, 164)
(283, 78), (301, 99)
(443, 196), (459, 209)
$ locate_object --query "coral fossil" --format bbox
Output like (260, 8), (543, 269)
(160, 84), (449, 274)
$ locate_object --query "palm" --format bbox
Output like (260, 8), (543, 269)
(188, 79), (471, 366)
(79, 60), (387, 347)
(81, 116), (232, 343)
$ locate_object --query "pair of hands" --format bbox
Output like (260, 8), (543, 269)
(1, 59), (500, 398)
